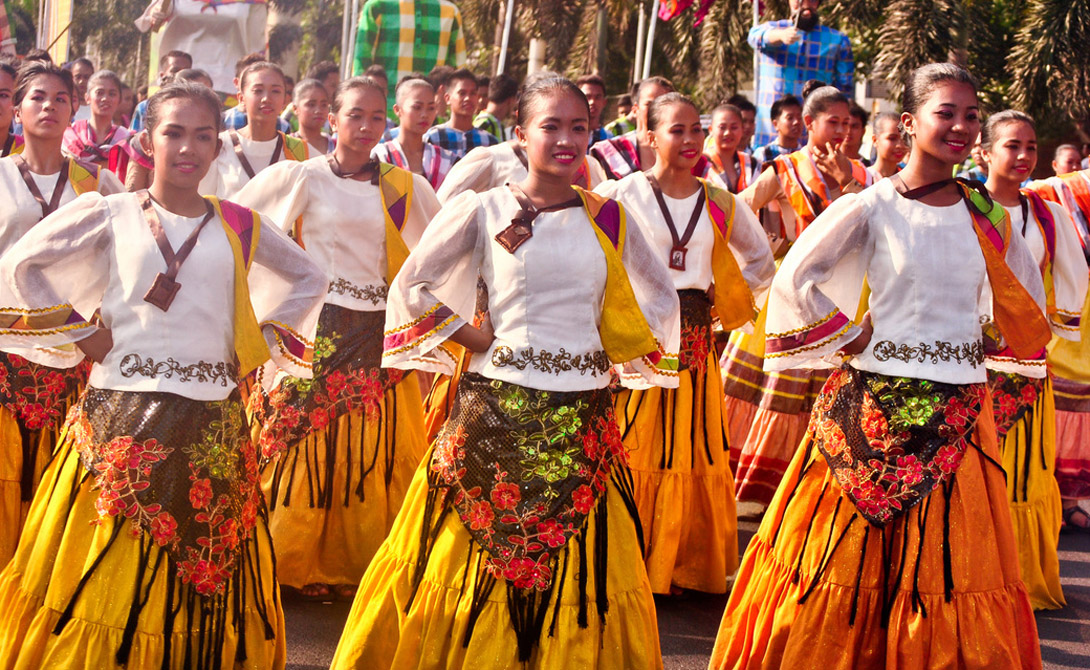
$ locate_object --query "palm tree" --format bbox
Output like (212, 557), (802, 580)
(1008, 0), (1090, 137)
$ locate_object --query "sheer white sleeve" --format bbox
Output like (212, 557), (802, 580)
(435, 147), (496, 204)
(729, 200), (776, 306)
(1047, 202), (1088, 340)
(0, 192), (112, 367)
(381, 190), (481, 373)
(97, 169), (126, 195)
(402, 173), (441, 250)
(250, 214), (327, 383)
(618, 207), (682, 389)
(763, 194), (871, 371)
(232, 160), (310, 235)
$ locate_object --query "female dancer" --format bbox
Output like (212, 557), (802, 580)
(867, 112), (907, 181)
(703, 102), (757, 193)
(0, 62), (124, 569)
(595, 93), (774, 594)
(290, 78), (334, 155)
(236, 76), (439, 601)
(372, 77), (456, 191)
(0, 60), (23, 157)
(710, 63), (1044, 670)
(0, 82), (326, 669)
(330, 75), (680, 669)
(981, 110), (1087, 609)
(723, 86), (874, 509)
(1026, 168), (1090, 532)
(200, 61), (308, 199)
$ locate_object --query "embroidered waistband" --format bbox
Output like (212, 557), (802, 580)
(490, 345), (611, 376)
(328, 277), (388, 305)
(119, 353), (237, 386)
(871, 339), (984, 367)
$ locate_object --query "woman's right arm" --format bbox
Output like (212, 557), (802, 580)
(0, 192), (113, 366)
(382, 190), (486, 374)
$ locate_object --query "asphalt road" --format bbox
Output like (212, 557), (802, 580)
(283, 518), (1090, 669)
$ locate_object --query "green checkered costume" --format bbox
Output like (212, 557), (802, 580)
(353, 0), (466, 112)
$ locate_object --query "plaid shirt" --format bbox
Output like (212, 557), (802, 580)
(589, 126), (613, 150)
(473, 111), (509, 141)
(752, 141), (798, 170)
(373, 138), (457, 190)
(423, 125), (500, 160)
(223, 105), (292, 134)
(603, 116), (635, 137)
(352, 0), (466, 112)
(749, 21), (854, 148)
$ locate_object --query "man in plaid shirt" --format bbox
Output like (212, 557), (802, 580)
(424, 68), (500, 160)
(748, 0), (854, 148)
(352, 0), (466, 114)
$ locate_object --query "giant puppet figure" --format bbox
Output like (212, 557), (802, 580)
(136, 0), (268, 97)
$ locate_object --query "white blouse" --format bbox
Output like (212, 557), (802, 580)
(233, 156), (439, 312)
(764, 178), (1045, 385)
(435, 141), (608, 204)
(595, 171), (775, 301)
(383, 187), (681, 392)
(0, 192), (327, 401)
(0, 157), (124, 257)
(984, 199), (1088, 377)
(199, 131), (301, 200)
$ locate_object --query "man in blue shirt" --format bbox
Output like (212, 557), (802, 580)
(748, 0), (854, 148)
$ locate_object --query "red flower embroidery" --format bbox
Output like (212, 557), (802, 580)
(325, 370), (348, 398)
(535, 519), (567, 548)
(933, 444), (964, 475)
(149, 511), (179, 547)
(188, 478), (213, 509)
(571, 484), (595, 515)
(466, 500), (494, 531)
(310, 407), (330, 431)
(491, 481), (521, 511)
(895, 454), (924, 487)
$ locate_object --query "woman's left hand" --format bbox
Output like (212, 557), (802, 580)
(812, 142), (853, 188)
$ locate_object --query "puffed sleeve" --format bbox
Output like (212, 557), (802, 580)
(401, 173), (440, 250)
(1046, 201), (1089, 340)
(250, 213), (327, 383)
(233, 160), (310, 235)
(0, 192), (113, 367)
(436, 146), (496, 204)
(762, 193), (872, 371)
(729, 200), (776, 307)
(381, 189), (481, 374)
(616, 206), (682, 389)
(96, 168), (126, 195)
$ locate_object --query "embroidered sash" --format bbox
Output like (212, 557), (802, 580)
(204, 197), (273, 377)
(702, 179), (758, 330)
(961, 184), (1052, 360)
(773, 151), (870, 232)
(377, 162), (414, 282)
(2, 134), (24, 157)
(574, 187), (664, 366)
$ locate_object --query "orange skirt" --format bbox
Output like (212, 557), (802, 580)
(710, 397), (1041, 670)
(614, 347), (738, 594)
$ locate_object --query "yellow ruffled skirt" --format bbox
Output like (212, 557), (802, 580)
(614, 346), (738, 594)
(999, 378), (1064, 610)
(262, 377), (426, 589)
(0, 407), (58, 570)
(330, 451), (663, 669)
(710, 399), (1041, 670)
(0, 434), (285, 670)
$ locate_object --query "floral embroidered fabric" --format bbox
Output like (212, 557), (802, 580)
(490, 345), (610, 376)
(428, 372), (623, 591)
(987, 371), (1042, 440)
(678, 289), (713, 374)
(254, 304), (403, 461)
(70, 386), (258, 596)
(0, 351), (88, 431)
(809, 367), (985, 526)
